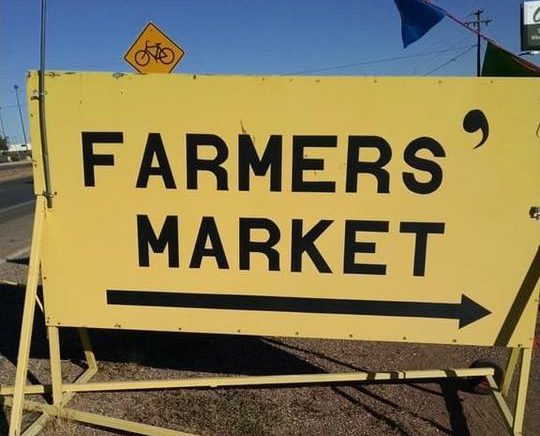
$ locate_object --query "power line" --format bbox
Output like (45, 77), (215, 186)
(0, 104), (28, 109)
(414, 26), (465, 55)
(413, 34), (473, 71)
(422, 46), (476, 76)
(287, 45), (475, 75)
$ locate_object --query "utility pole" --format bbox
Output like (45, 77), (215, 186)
(13, 84), (28, 148)
(466, 9), (492, 77)
(0, 107), (6, 139)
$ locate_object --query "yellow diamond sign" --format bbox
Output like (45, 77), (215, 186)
(124, 22), (184, 73)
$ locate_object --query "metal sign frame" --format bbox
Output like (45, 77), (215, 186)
(3, 70), (539, 435)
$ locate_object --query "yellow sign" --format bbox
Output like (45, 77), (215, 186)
(27, 72), (539, 347)
(124, 22), (184, 73)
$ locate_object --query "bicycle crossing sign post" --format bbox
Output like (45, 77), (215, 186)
(124, 22), (184, 73)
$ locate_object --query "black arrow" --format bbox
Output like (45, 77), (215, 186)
(107, 291), (490, 329)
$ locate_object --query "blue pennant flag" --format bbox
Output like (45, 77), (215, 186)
(394, 0), (447, 48)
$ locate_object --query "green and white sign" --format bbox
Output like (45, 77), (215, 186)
(522, 1), (540, 51)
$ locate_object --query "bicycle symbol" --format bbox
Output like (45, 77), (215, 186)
(134, 41), (175, 66)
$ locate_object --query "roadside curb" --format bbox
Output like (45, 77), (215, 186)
(0, 246), (31, 266)
(0, 200), (35, 217)
(0, 279), (24, 287)
(0, 162), (34, 183)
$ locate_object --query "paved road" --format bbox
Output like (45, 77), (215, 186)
(0, 175), (35, 211)
(0, 175), (35, 263)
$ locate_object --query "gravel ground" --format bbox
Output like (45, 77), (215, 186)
(0, 164), (538, 435)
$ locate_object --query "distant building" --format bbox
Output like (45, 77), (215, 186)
(8, 143), (32, 152)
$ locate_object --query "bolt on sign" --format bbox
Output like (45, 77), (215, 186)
(124, 22), (184, 73)
(28, 72), (539, 348)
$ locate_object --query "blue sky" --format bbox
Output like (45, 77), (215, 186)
(0, 0), (536, 144)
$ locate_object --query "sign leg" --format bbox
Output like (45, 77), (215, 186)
(501, 347), (520, 397)
(16, 329), (98, 434)
(78, 328), (97, 371)
(512, 347), (532, 435)
(8, 197), (46, 436)
(47, 326), (63, 405)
